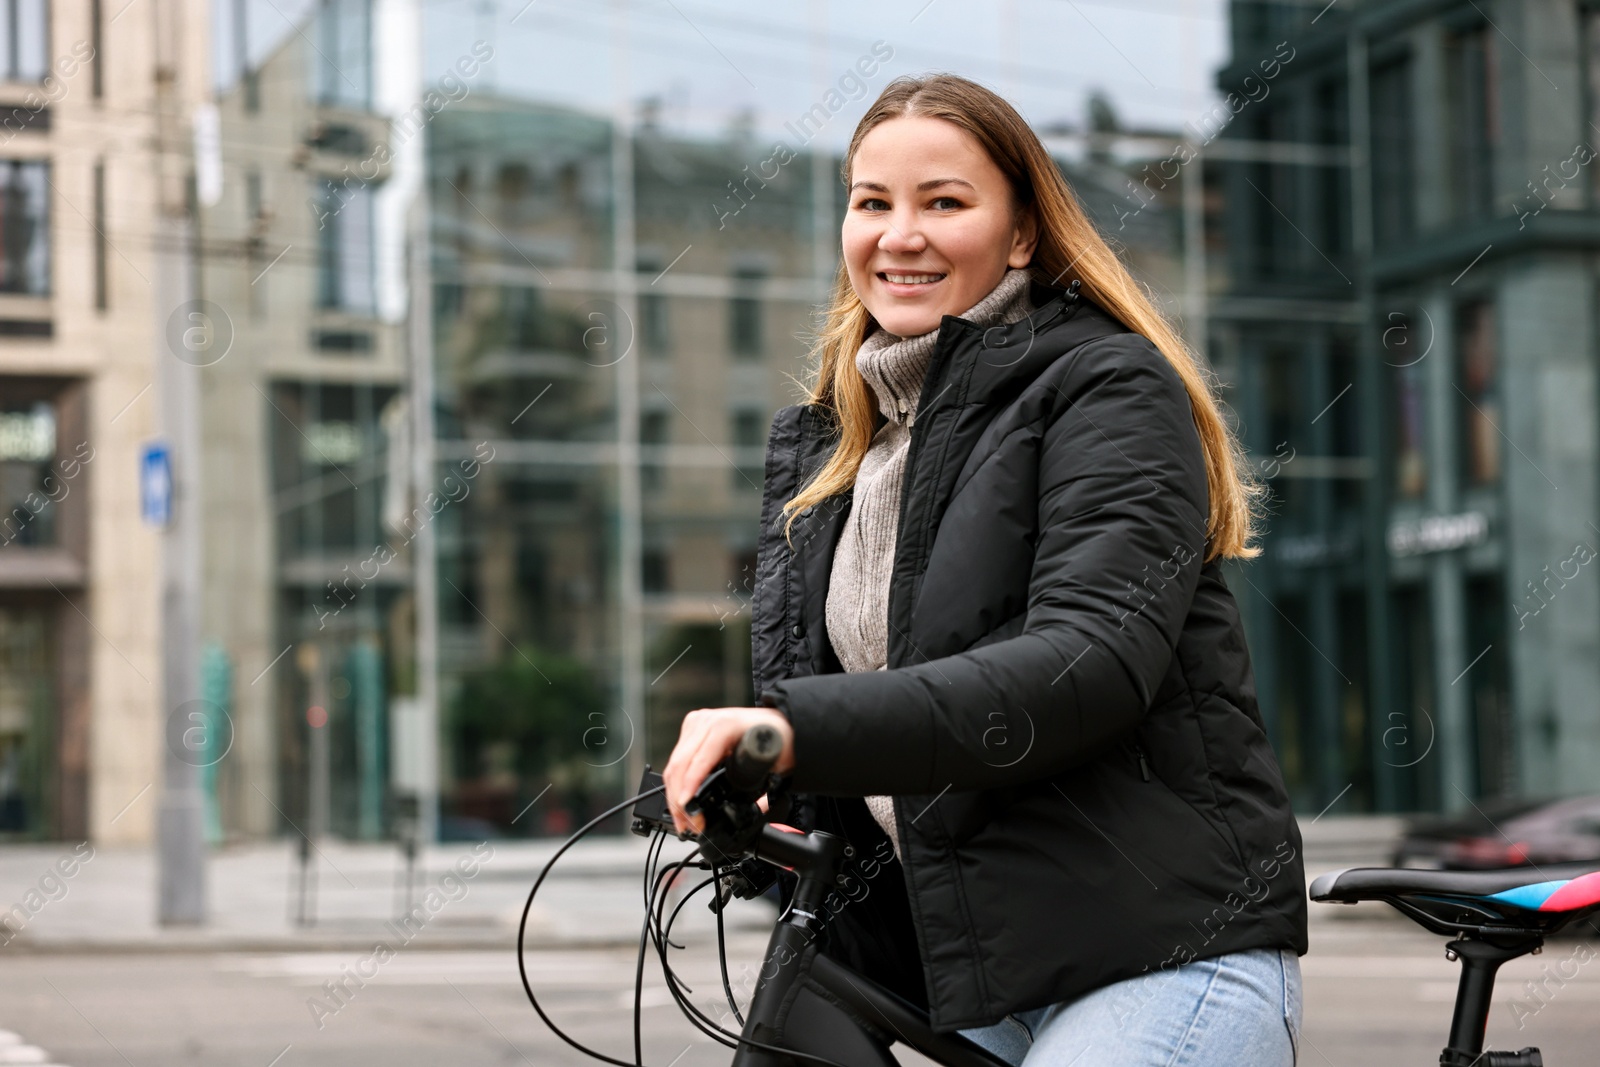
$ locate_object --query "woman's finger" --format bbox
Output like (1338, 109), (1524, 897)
(678, 721), (740, 832)
(661, 712), (707, 833)
(661, 708), (792, 836)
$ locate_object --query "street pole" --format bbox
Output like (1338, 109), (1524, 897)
(155, 184), (207, 927)
(408, 192), (441, 847)
(153, 0), (206, 926)
(611, 0), (645, 798)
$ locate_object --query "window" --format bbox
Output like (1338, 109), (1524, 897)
(503, 285), (542, 349)
(1456, 300), (1499, 487)
(729, 267), (764, 358)
(642, 548), (670, 593)
(0, 400), (56, 547)
(1258, 345), (1300, 517)
(496, 162), (530, 227)
(0, 0), (47, 82)
(435, 282), (464, 323)
(730, 408), (764, 492)
(1314, 77), (1350, 257)
(1329, 338), (1364, 512)
(0, 160), (49, 295)
(312, 0), (372, 109)
(271, 382), (394, 556)
(636, 257), (670, 356)
(0, 603), (51, 836)
(1446, 25), (1498, 221)
(1258, 104), (1298, 279)
(1369, 57), (1414, 246)
(640, 409), (668, 491)
(315, 179), (375, 314)
(1390, 355), (1427, 501)
(641, 289), (669, 355)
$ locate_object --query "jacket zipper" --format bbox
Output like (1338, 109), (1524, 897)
(1131, 743), (1151, 782)
(884, 288), (1088, 667)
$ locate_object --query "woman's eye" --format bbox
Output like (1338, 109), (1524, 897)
(856, 197), (888, 211)
(931, 196), (962, 210)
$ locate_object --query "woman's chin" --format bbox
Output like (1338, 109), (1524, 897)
(870, 310), (943, 338)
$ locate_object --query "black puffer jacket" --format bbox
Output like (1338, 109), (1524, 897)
(750, 279), (1308, 1033)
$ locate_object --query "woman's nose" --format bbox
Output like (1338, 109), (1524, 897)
(877, 215), (926, 253)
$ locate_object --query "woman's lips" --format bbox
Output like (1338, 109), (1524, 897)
(877, 271), (947, 297)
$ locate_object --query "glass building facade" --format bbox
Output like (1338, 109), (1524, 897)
(1212, 0), (1600, 815)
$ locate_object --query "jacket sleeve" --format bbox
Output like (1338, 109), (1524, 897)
(758, 335), (1212, 796)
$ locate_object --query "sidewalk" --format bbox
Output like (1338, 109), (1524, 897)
(0, 833), (745, 953)
(0, 815), (1409, 952)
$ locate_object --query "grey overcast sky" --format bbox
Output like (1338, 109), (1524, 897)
(420, 0), (1236, 148)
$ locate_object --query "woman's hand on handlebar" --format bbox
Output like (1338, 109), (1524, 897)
(662, 707), (795, 836)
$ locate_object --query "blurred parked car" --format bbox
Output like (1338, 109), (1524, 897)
(1392, 795), (1600, 869)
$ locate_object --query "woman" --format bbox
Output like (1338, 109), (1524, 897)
(663, 73), (1307, 1066)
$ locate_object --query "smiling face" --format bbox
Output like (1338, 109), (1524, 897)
(842, 114), (1039, 338)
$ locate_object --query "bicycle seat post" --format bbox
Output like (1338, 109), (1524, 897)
(1439, 935), (1544, 1067)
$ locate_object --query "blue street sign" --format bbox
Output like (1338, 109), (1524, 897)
(141, 442), (172, 527)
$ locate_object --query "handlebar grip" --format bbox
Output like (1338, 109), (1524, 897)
(727, 723), (783, 795)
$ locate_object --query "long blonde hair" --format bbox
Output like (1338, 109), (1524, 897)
(781, 73), (1264, 563)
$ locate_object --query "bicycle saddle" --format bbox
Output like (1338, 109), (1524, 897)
(1310, 863), (1600, 937)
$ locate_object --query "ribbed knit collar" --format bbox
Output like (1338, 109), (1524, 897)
(856, 267), (1037, 427)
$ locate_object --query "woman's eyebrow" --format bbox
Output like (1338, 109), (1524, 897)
(848, 177), (978, 193)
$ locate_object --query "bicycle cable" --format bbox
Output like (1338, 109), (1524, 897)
(638, 844), (713, 1062)
(518, 786), (675, 1067)
(636, 832), (866, 1067)
(711, 862), (745, 1028)
(518, 785), (866, 1067)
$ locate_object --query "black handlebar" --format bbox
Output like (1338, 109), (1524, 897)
(727, 723), (783, 796)
(630, 723), (787, 847)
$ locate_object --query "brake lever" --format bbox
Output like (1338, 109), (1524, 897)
(627, 765), (768, 858)
(685, 766), (769, 863)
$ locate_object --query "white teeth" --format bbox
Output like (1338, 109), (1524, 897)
(883, 273), (944, 284)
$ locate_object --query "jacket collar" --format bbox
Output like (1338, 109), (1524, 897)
(926, 279), (1133, 411)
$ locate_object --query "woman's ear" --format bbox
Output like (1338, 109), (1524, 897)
(1008, 204), (1040, 268)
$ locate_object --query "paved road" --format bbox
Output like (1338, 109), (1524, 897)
(2, 901), (1596, 1066)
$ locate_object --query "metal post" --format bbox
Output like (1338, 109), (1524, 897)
(1424, 290), (1472, 810)
(611, 0), (645, 796)
(353, 639), (384, 839)
(155, 229), (207, 924)
(408, 180), (441, 846)
(308, 649), (331, 847)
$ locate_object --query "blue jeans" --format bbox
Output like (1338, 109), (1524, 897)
(956, 947), (1302, 1066)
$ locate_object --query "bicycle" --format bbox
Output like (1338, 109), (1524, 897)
(518, 724), (1600, 1067)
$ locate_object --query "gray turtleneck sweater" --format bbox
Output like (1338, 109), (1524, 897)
(825, 267), (1038, 861)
